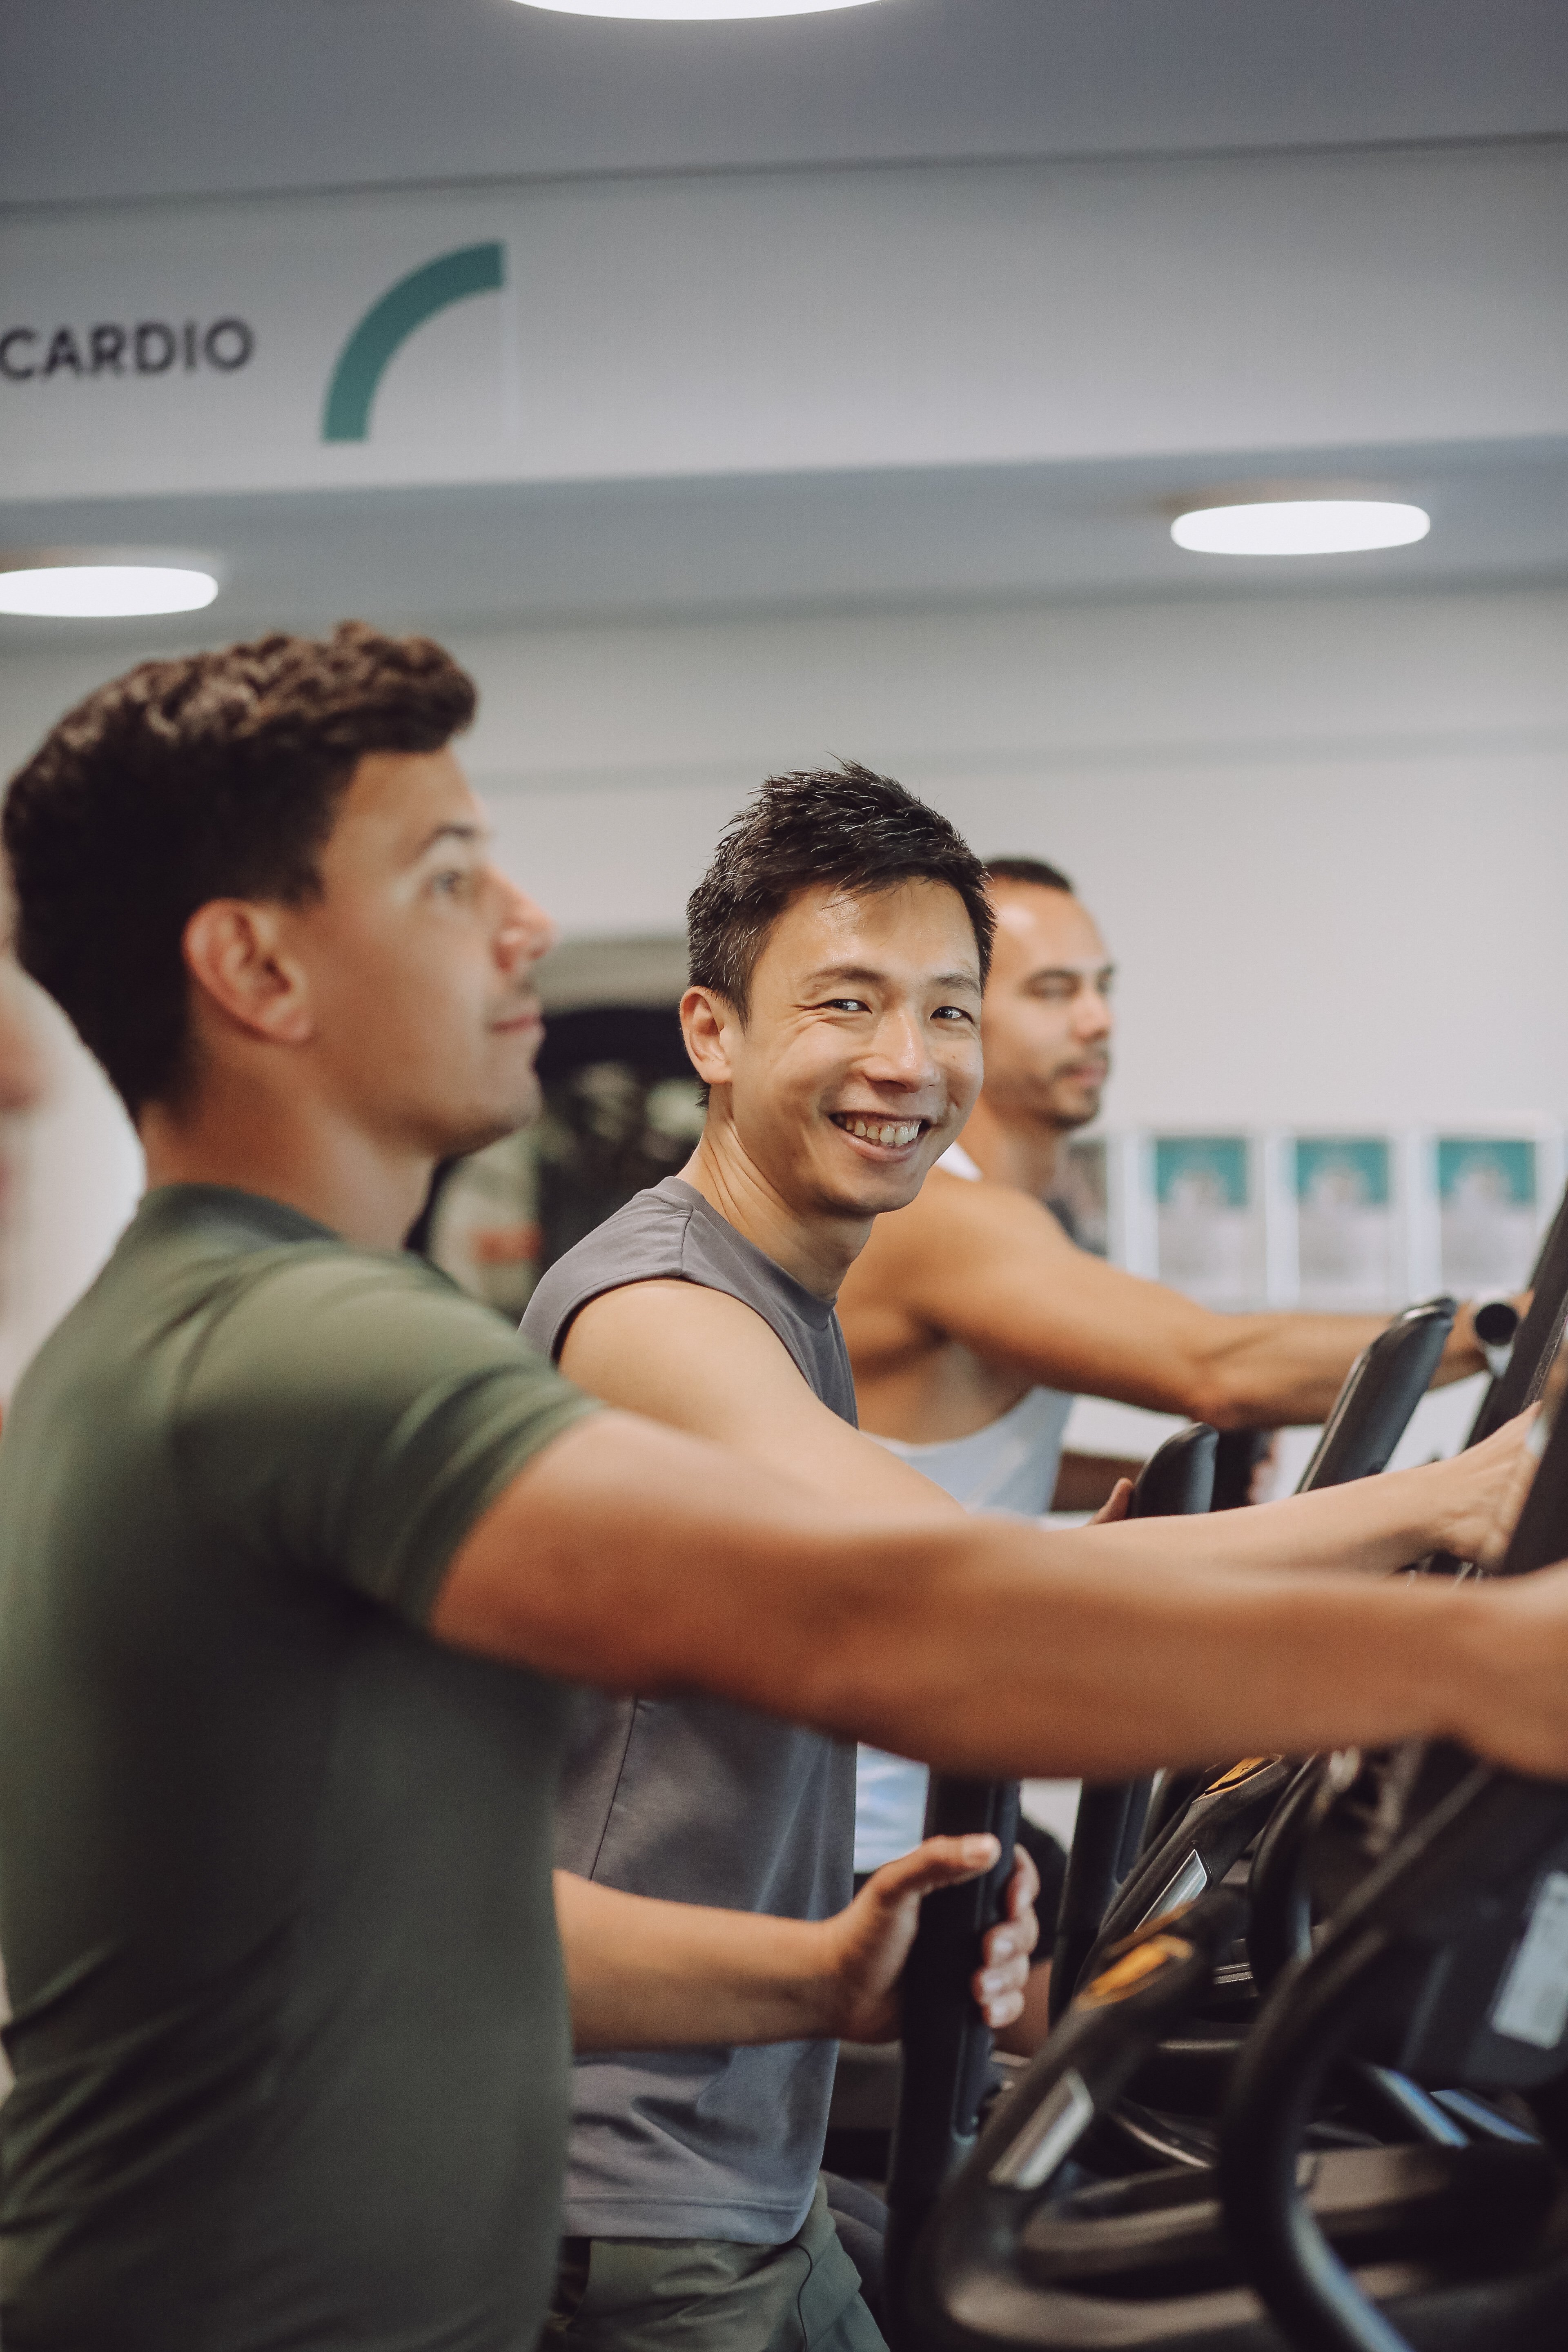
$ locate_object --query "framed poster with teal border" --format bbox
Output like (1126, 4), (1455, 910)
(1292, 1135), (1399, 1310)
(1435, 1135), (1541, 1294)
(1151, 1134), (1262, 1308)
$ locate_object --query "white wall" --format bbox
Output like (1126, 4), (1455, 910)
(2, 579), (1565, 1383)
(446, 583), (1568, 1129)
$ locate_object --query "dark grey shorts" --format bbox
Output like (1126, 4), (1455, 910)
(541, 2175), (886, 2350)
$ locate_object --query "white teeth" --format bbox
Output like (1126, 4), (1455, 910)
(839, 1117), (921, 1147)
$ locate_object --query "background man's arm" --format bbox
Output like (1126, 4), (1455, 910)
(428, 1405), (1568, 1782)
(853, 1178), (1489, 1428)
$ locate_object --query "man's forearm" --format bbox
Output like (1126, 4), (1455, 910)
(556, 1871), (834, 2051)
(802, 1535), (1480, 1780)
(437, 1413), (1568, 1795)
(1195, 1306), (1486, 1428)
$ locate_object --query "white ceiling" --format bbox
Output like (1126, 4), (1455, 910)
(4, 0), (1566, 206)
(3, 0), (1566, 645)
(4, 439), (1566, 656)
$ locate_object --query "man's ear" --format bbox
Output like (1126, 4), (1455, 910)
(679, 985), (740, 1090)
(182, 900), (315, 1048)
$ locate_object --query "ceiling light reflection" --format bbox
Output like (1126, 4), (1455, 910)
(512, 0), (886, 17)
(1171, 501), (1431, 557)
(0, 566), (220, 618)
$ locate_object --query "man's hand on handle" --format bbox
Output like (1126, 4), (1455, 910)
(822, 1836), (1040, 2042)
(1425, 1406), (1539, 1568)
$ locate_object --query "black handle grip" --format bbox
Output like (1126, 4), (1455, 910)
(1211, 1426), (1276, 1510)
(890, 1776), (1019, 2203)
(1127, 1420), (1220, 1521)
(1492, 1329), (1568, 1578)
(1048, 1423), (1218, 2022)
(1296, 1296), (1455, 1493)
(884, 1775), (1018, 2349)
(1467, 1179), (1568, 1447)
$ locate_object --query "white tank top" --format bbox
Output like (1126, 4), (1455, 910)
(854, 1142), (1075, 1872)
(870, 1383), (1074, 1517)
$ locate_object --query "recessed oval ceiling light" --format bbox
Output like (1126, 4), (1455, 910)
(1171, 500), (1430, 557)
(512, 0), (885, 17)
(0, 564), (220, 619)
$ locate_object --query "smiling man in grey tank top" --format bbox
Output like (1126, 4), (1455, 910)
(525, 768), (1052, 2348)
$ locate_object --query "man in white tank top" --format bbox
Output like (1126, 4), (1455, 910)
(841, 859), (1505, 1873)
(853, 1138), (1079, 1876)
(871, 1137), (1076, 1518)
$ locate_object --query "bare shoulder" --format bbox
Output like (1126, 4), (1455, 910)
(852, 1165), (1075, 1289)
(559, 1276), (813, 1432)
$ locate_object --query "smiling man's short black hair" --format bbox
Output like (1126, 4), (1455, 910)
(4, 621), (475, 1116)
(686, 763), (993, 1024)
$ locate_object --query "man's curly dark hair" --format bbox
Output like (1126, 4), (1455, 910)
(3, 621), (476, 1114)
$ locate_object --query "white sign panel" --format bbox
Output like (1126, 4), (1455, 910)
(2, 196), (521, 499)
(3, 144), (1566, 503)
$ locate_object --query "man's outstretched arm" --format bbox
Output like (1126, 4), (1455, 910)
(845, 1174), (1491, 1429)
(559, 1270), (1525, 1572)
(429, 1406), (1568, 1786)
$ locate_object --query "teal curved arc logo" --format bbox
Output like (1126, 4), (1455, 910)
(322, 243), (506, 442)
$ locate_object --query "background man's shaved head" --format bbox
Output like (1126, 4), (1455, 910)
(984, 856), (1076, 897)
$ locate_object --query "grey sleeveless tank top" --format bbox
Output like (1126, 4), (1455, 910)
(520, 1178), (858, 2242)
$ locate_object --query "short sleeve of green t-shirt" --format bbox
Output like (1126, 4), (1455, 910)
(171, 1247), (598, 1628)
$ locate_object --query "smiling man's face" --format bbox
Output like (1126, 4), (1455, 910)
(686, 876), (984, 1221)
(980, 880), (1114, 1135)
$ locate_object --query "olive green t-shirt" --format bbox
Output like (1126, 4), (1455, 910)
(0, 1185), (597, 2352)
